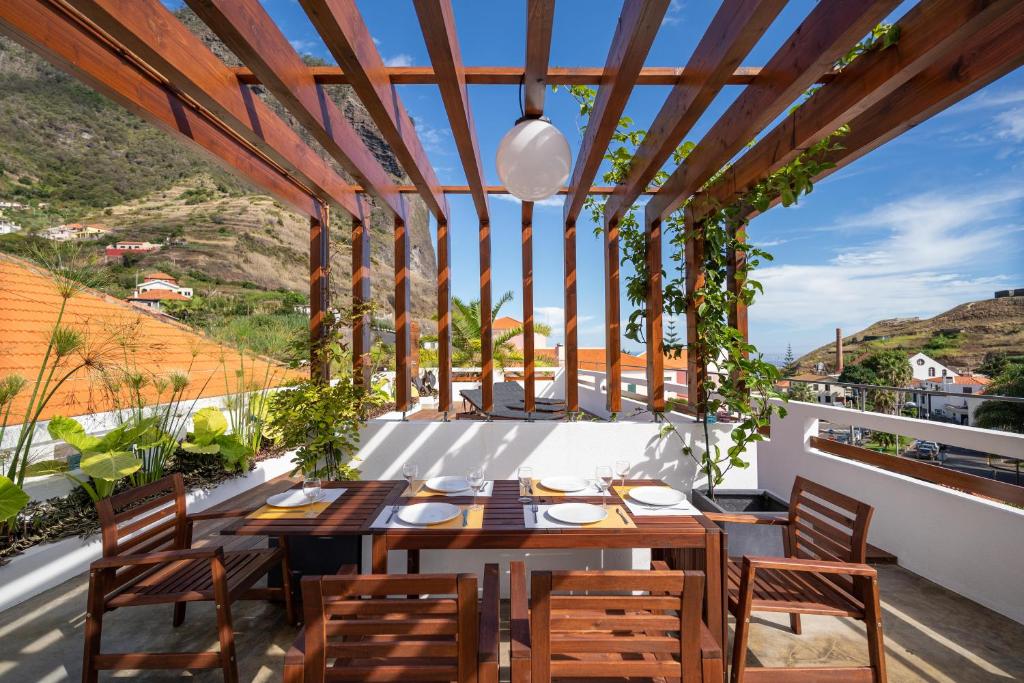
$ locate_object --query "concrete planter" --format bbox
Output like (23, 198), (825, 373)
(0, 450), (297, 613)
(691, 487), (789, 557)
(23, 469), (81, 502)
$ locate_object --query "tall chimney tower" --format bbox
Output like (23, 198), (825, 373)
(835, 328), (844, 374)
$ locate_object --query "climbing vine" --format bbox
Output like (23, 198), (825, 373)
(557, 24), (898, 496)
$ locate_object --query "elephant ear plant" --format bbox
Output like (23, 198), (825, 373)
(182, 407), (251, 472)
(48, 416), (154, 501)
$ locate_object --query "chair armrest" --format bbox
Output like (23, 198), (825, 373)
(283, 630), (305, 683)
(336, 563), (359, 576)
(509, 561), (531, 668)
(744, 555), (876, 577)
(479, 563), (500, 681)
(699, 623), (722, 660)
(703, 512), (789, 526)
(650, 559), (671, 571)
(90, 547), (222, 570)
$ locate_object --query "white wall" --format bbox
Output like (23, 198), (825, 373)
(759, 399), (1024, 625)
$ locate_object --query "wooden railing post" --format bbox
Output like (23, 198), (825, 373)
(309, 205), (331, 381)
(479, 219), (493, 414)
(564, 219), (579, 413)
(684, 210), (706, 417)
(604, 215), (621, 413)
(645, 214), (665, 414)
(437, 218), (452, 416)
(395, 213), (411, 412)
(522, 202), (535, 415)
(351, 197), (371, 387)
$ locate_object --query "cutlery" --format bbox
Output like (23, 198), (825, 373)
(385, 506), (397, 524)
(480, 481), (490, 494)
(616, 508), (629, 524)
(527, 482), (534, 495)
(461, 508), (469, 527)
(531, 502), (539, 524)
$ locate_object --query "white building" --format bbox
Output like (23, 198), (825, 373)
(911, 374), (991, 426)
(908, 352), (958, 381)
(0, 219), (21, 235)
(789, 373), (849, 405)
(38, 223), (110, 241)
(127, 272), (193, 311)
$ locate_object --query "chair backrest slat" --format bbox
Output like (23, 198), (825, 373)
(530, 568), (704, 683)
(302, 572), (477, 683)
(96, 473), (187, 560)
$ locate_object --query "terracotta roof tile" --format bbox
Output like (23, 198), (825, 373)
(129, 290), (190, 301)
(492, 316), (522, 330)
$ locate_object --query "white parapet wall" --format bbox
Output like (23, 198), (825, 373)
(759, 399), (1024, 625)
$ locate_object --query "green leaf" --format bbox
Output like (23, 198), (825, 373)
(216, 435), (250, 471)
(80, 450), (142, 482)
(191, 407), (228, 445)
(182, 441), (221, 455)
(0, 475), (29, 521)
(48, 416), (101, 454)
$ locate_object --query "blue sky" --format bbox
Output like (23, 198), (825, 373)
(168, 0), (1024, 357)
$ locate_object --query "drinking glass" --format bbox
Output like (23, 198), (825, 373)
(614, 460), (630, 487)
(402, 463), (419, 494)
(518, 466), (534, 503)
(302, 477), (322, 504)
(468, 467), (485, 511)
(595, 466), (613, 509)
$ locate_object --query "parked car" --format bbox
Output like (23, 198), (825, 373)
(908, 440), (941, 460)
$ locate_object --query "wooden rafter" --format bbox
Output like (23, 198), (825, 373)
(602, 0), (785, 224)
(299, 0), (448, 222)
(65, 0), (360, 219)
(562, 0), (670, 225)
(645, 0), (901, 223)
(369, 185), (658, 195)
(0, 0), (321, 219)
(186, 0), (406, 220)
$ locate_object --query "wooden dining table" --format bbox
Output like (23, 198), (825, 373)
(194, 476), (729, 654)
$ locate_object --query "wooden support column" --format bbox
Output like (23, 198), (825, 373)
(645, 215), (665, 413)
(437, 218), (452, 415)
(479, 219), (493, 413)
(351, 198), (371, 387)
(684, 212), (707, 417)
(727, 220), (749, 392)
(564, 220), (579, 413)
(521, 202), (535, 414)
(604, 216), (622, 413)
(309, 206), (330, 381)
(395, 214), (411, 412)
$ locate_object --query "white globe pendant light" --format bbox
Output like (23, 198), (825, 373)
(495, 116), (572, 202)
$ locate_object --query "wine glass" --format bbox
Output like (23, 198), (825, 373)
(614, 460), (630, 488)
(402, 462), (419, 494)
(518, 466), (534, 503)
(595, 466), (613, 509)
(468, 467), (485, 511)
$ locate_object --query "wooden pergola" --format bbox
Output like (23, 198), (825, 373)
(4, 0), (1022, 418)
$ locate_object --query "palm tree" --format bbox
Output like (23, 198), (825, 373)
(450, 291), (552, 369)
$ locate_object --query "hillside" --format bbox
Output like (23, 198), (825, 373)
(793, 296), (1024, 374)
(0, 10), (436, 326)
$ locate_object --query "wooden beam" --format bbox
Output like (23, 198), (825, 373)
(394, 216), (411, 411)
(64, 0), (360, 219)
(479, 220), (494, 413)
(186, 0), (406, 220)
(369, 185), (657, 195)
(563, 0), (670, 225)
(414, 0), (490, 222)
(310, 208), (331, 380)
(0, 0), (320, 219)
(351, 197), (371, 387)
(684, 212), (706, 417)
(437, 218), (453, 414)
(693, 0), (1019, 221)
(645, 216), (665, 413)
(645, 0), (900, 222)
(604, 216), (622, 414)
(299, 0), (448, 222)
(231, 64), (832, 87)
(524, 0), (555, 117)
(603, 0), (784, 224)
(564, 220), (579, 413)
(522, 202), (535, 414)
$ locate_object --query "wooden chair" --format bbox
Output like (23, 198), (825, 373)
(510, 560), (722, 683)
(709, 476), (887, 682)
(83, 473), (294, 683)
(284, 563), (500, 683)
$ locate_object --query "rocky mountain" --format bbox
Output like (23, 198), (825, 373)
(793, 295), (1024, 374)
(0, 9), (436, 326)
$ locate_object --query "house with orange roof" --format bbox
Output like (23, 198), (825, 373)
(104, 240), (161, 263)
(38, 223), (110, 242)
(128, 271), (193, 310)
(492, 315), (548, 352)
(911, 372), (991, 426)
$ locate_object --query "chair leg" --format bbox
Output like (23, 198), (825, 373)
(279, 538), (297, 626)
(789, 613), (801, 635)
(211, 556), (240, 683)
(173, 602), (187, 627)
(730, 564), (756, 683)
(81, 571), (105, 683)
(863, 576), (887, 683)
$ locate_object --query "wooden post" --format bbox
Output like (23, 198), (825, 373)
(309, 205), (330, 381)
(564, 219), (579, 413)
(479, 219), (493, 413)
(645, 215), (665, 413)
(684, 210), (706, 417)
(604, 215), (621, 413)
(437, 218), (452, 415)
(727, 219), (748, 392)
(395, 214), (411, 412)
(351, 197), (371, 387)
(522, 202), (535, 414)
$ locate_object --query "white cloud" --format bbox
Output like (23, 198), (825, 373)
(995, 108), (1024, 142)
(413, 119), (450, 153)
(289, 38), (318, 54)
(662, 0), (684, 26)
(751, 185), (1024, 352)
(490, 194), (565, 208)
(384, 53), (414, 67)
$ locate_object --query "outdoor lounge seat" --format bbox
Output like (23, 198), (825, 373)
(83, 473), (295, 683)
(709, 476), (887, 682)
(509, 560), (722, 683)
(284, 563), (500, 682)
(460, 381), (567, 419)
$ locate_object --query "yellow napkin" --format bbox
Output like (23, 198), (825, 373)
(248, 501), (333, 519)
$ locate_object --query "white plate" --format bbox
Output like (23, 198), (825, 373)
(539, 476), (591, 492)
(424, 476), (471, 493)
(629, 486), (686, 507)
(397, 502), (461, 526)
(546, 502), (607, 525)
(267, 490), (319, 508)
